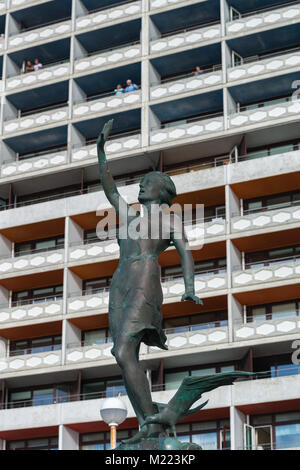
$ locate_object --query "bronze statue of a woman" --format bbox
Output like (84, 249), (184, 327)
(97, 119), (203, 444)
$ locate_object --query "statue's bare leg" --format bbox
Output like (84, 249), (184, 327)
(114, 335), (164, 440)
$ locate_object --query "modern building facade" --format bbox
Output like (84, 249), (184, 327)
(0, 0), (299, 450)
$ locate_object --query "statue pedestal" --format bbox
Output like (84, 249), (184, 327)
(117, 436), (202, 450)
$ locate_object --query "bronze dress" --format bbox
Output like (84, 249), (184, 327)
(108, 235), (168, 356)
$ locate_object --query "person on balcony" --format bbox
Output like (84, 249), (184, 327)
(125, 79), (139, 93)
(34, 58), (43, 71)
(192, 66), (202, 76)
(114, 84), (124, 95)
(25, 60), (34, 73)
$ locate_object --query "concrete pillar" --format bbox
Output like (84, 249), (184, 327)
(73, 0), (88, 19)
(0, 141), (17, 165)
(230, 406), (246, 450)
(141, 0), (150, 148)
(0, 439), (6, 450)
(59, 424), (79, 450)
(64, 320), (82, 350)
(0, 336), (8, 358)
(228, 294), (243, 342)
(225, 185), (240, 226)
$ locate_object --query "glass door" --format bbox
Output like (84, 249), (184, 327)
(255, 425), (273, 450)
(244, 424), (254, 450)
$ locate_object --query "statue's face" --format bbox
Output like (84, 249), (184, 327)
(138, 174), (162, 204)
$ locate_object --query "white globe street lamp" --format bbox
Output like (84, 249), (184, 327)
(100, 397), (128, 449)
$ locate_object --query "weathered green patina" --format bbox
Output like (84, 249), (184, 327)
(97, 120), (257, 450)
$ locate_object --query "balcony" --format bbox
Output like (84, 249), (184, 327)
(66, 340), (115, 365)
(68, 219), (225, 265)
(72, 132), (142, 162)
(3, 104), (69, 135)
(66, 322), (229, 366)
(150, 68), (223, 100)
(0, 350), (62, 374)
(231, 203), (300, 234)
(76, 1), (142, 31)
(0, 248), (64, 277)
(6, 61), (71, 93)
(10, 0), (41, 10)
(151, 114), (224, 146)
(233, 257), (300, 289)
(69, 239), (119, 264)
(149, 323), (229, 354)
(8, 19), (72, 51)
(228, 98), (300, 130)
(226, 2), (300, 36)
(150, 22), (221, 55)
(150, 0), (206, 10)
(162, 272), (227, 301)
(73, 90), (141, 120)
(74, 42), (141, 75)
(234, 315), (300, 342)
(228, 47), (300, 83)
(67, 291), (109, 316)
(0, 298), (63, 325)
(0, 149), (68, 179)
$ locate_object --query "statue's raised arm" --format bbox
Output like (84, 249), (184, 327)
(97, 119), (134, 221)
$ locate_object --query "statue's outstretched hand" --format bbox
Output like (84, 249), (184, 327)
(97, 119), (114, 151)
(181, 292), (203, 305)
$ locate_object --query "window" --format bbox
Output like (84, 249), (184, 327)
(176, 420), (230, 450)
(80, 429), (138, 450)
(163, 310), (228, 334)
(81, 376), (126, 400)
(245, 244), (300, 269)
(247, 300), (299, 323)
(164, 364), (236, 391)
(12, 284), (63, 306)
(8, 383), (73, 409)
(82, 329), (111, 346)
(162, 258), (226, 280)
(83, 277), (111, 295)
(8, 437), (58, 451)
(15, 235), (64, 257)
(10, 335), (61, 356)
(244, 190), (300, 214)
(249, 412), (300, 450)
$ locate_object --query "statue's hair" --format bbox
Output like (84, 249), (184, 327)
(146, 171), (177, 206)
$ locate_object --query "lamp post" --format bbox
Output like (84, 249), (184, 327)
(100, 397), (128, 449)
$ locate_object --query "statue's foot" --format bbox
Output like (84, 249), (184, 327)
(121, 427), (148, 445)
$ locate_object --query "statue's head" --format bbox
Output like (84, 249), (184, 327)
(138, 171), (177, 206)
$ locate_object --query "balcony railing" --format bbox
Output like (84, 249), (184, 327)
(74, 41), (141, 74)
(234, 314), (300, 341)
(0, 247), (64, 276)
(73, 90), (141, 119)
(3, 368), (299, 410)
(76, 0), (142, 31)
(151, 67), (223, 100)
(233, 258), (300, 289)
(150, 22), (221, 54)
(229, 97), (300, 129)
(6, 60), (71, 91)
(151, 113), (224, 145)
(0, 349), (62, 375)
(226, 2), (300, 35)
(3, 104), (69, 135)
(0, 298), (63, 325)
(228, 47), (300, 82)
(8, 18), (72, 50)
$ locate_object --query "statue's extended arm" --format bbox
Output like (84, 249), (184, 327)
(97, 119), (134, 221)
(171, 216), (203, 305)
